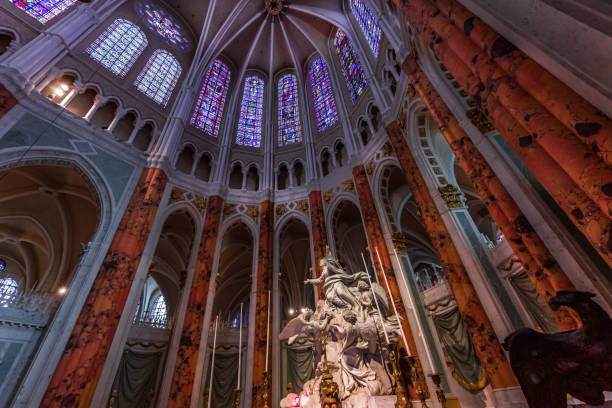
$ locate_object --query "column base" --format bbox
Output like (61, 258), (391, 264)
(481, 385), (527, 408)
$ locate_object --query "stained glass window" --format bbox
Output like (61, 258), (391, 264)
(134, 50), (181, 106)
(334, 30), (367, 102)
(191, 59), (231, 137)
(236, 76), (264, 148)
(87, 19), (148, 77)
(278, 74), (302, 146)
(0, 277), (18, 305)
(10, 0), (77, 24)
(149, 294), (167, 324)
(350, 0), (382, 57)
(308, 57), (338, 132)
(139, 3), (190, 50)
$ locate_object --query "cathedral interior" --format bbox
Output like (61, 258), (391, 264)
(0, 0), (610, 407)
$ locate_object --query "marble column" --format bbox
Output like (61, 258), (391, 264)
(167, 196), (224, 408)
(434, 0), (612, 166)
(0, 83), (18, 118)
(352, 164), (427, 400)
(384, 128), (518, 389)
(308, 190), (327, 299)
(402, 59), (578, 330)
(252, 200), (274, 406)
(41, 167), (168, 408)
(406, 42), (612, 269)
(392, 0), (612, 221)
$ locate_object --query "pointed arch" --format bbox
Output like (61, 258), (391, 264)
(134, 50), (182, 106)
(350, 0), (382, 57)
(87, 19), (148, 76)
(236, 75), (265, 147)
(308, 57), (338, 132)
(278, 74), (302, 146)
(334, 30), (367, 101)
(191, 59), (231, 137)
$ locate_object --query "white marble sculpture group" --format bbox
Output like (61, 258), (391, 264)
(280, 250), (402, 407)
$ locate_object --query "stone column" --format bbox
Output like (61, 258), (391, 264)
(352, 164), (428, 400)
(41, 167), (168, 408)
(402, 58), (578, 330)
(0, 83), (18, 119)
(167, 196), (224, 408)
(392, 0), (612, 221)
(59, 82), (83, 108)
(106, 108), (124, 132)
(308, 191), (327, 299)
(434, 0), (612, 165)
(251, 200), (274, 407)
(84, 97), (104, 121)
(384, 127), (519, 390)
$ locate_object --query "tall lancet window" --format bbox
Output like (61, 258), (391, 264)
(134, 50), (181, 106)
(191, 59), (231, 137)
(149, 293), (167, 325)
(278, 74), (302, 146)
(350, 0), (382, 57)
(236, 76), (264, 148)
(87, 19), (147, 77)
(309, 57), (338, 132)
(334, 30), (368, 102)
(9, 0), (77, 24)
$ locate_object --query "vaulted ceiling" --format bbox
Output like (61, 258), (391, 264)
(163, 0), (350, 76)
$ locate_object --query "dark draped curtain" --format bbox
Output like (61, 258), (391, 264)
(509, 271), (559, 333)
(111, 349), (163, 408)
(433, 307), (487, 392)
(287, 347), (314, 392)
(210, 353), (239, 408)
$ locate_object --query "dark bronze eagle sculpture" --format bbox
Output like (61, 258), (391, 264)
(503, 291), (612, 408)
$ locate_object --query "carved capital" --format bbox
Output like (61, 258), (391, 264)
(438, 185), (464, 209)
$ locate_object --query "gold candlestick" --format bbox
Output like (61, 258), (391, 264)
(258, 371), (271, 408)
(388, 346), (412, 408)
(317, 333), (340, 408)
(233, 388), (242, 408)
(407, 356), (428, 408)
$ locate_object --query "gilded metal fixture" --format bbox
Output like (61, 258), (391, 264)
(389, 347), (412, 408)
(429, 373), (447, 407)
(318, 333), (340, 408)
(407, 355), (429, 408)
(233, 389), (242, 408)
(438, 185), (464, 209)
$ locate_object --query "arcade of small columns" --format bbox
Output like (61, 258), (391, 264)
(3, 0), (607, 407)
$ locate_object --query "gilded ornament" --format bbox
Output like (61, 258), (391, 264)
(342, 179), (355, 193)
(247, 205), (259, 220)
(466, 108), (495, 133)
(429, 158), (438, 165)
(438, 177), (448, 185)
(381, 141), (394, 157)
(170, 187), (186, 204)
(223, 203), (236, 218)
(194, 196), (207, 215)
(433, 167), (443, 175)
(438, 185), (464, 209)
(276, 204), (287, 218)
(424, 149), (433, 156)
(323, 189), (334, 206)
(297, 199), (309, 214)
(406, 83), (417, 99)
(366, 159), (376, 179)
(397, 112), (407, 130)
(392, 232), (410, 254)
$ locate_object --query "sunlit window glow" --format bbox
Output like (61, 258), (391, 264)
(191, 60), (231, 137)
(236, 76), (265, 148)
(308, 57), (338, 132)
(134, 50), (181, 106)
(10, 0), (77, 24)
(350, 0), (382, 56)
(278, 74), (302, 146)
(334, 30), (367, 102)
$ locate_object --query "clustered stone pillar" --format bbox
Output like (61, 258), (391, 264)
(308, 190), (328, 299)
(352, 165), (427, 400)
(392, 0), (612, 268)
(402, 57), (579, 330)
(252, 200), (274, 406)
(385, 126), (519, 390)
(167, 195), (224, 407)
(41, 167), (168, 408)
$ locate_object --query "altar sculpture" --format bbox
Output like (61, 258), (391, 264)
(279, 250), (403, 407)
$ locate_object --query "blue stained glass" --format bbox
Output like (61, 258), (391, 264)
(150, 294), (167, 322)
(191, 60), (231, 137)
(350, 0), (382, 57)
(87, 19), (147, 77)
(308, 57), (338, 132)
(134, 50), (181, 106)
(278, 74), (302, 146)
(10, 0), (77, 24)
(334, 30), (367, 102)
(236, 76), (264, 148)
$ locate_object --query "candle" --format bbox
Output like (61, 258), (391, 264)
(375, 246), (411, 355)
(361, 252), (390, 345)
(265, 289), (271, 372)
(208, 315), (219, 408)
(237, 302), (243, 390)
(393, 248), (435, 371)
